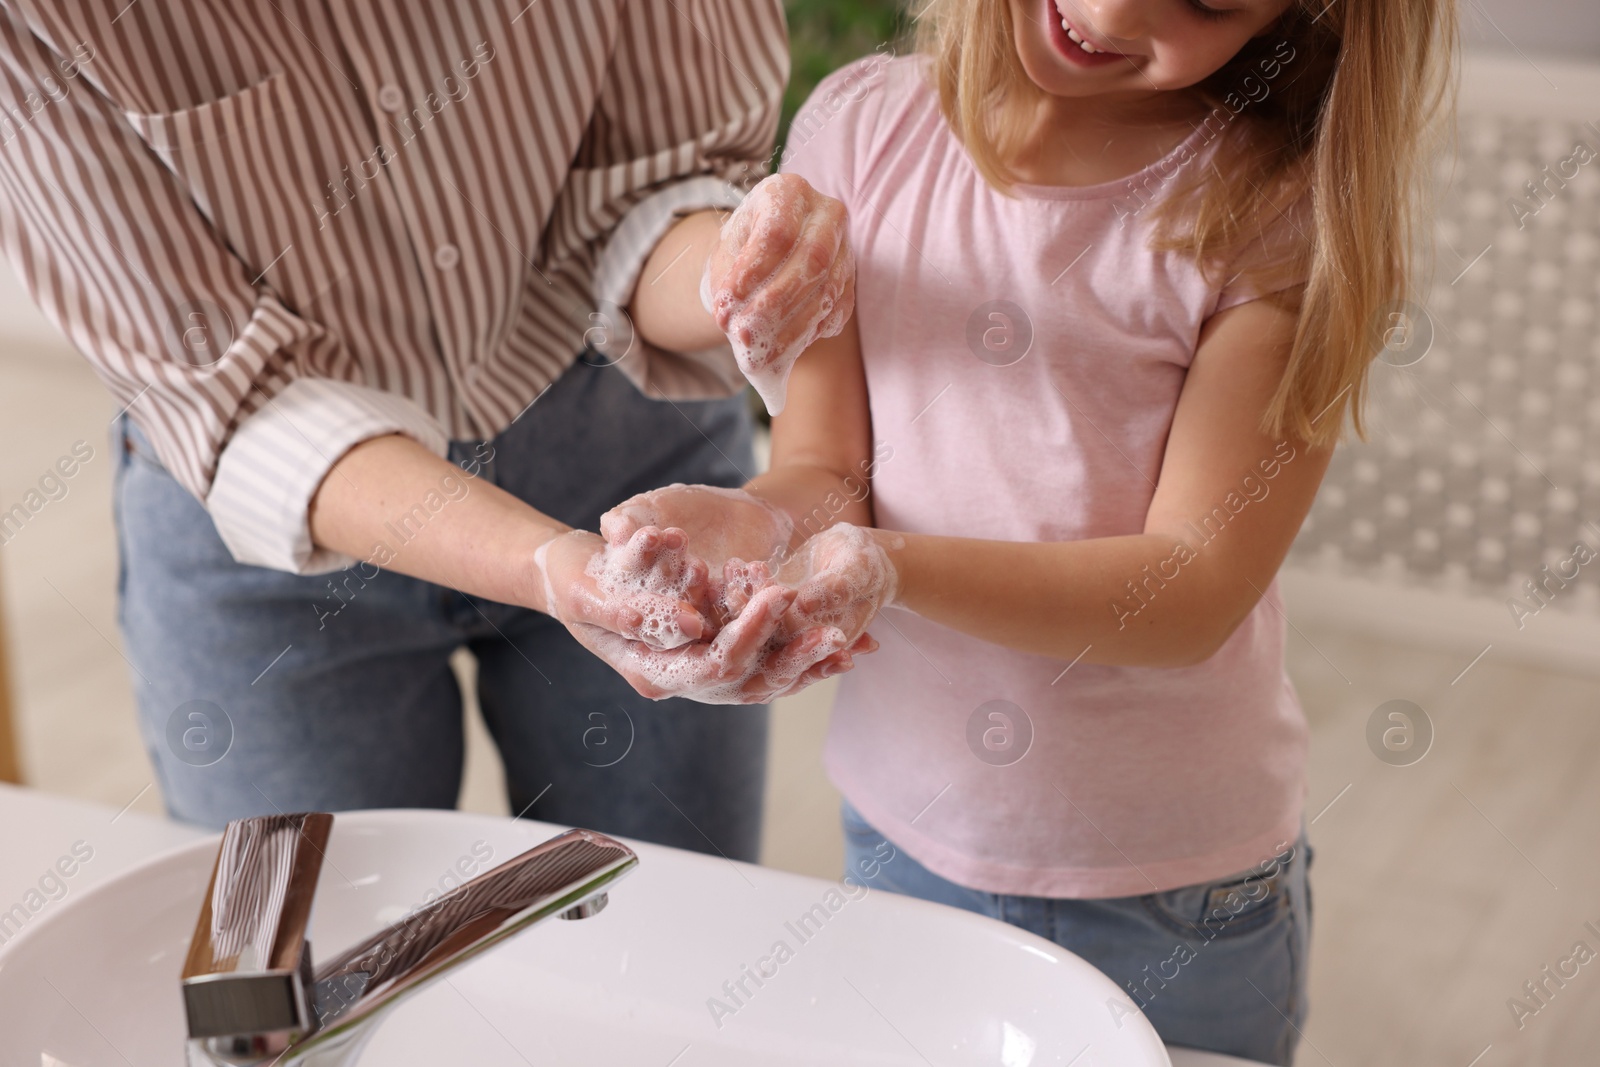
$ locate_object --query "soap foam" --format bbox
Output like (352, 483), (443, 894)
(701, 176), (848, 417)
(592, 585), (848, 705)
(624, 522), (890, 703)
(597, 484), (796, 633)
(586, 531), (710, 651)
(579, 489), (887, 701)
(772, 523), (898, 628)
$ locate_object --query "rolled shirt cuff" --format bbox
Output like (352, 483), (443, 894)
(593, 176), (753, 401)
(206, 378), (450, 575)
(592, 174), (748, 312)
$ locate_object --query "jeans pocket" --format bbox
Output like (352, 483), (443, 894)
(840, 798), (883, 845)
(121, 423), (170, 474)
(839, 800), (903, 885)
(1143, 851), (1297, 942)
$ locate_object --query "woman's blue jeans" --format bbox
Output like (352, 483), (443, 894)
(842, 800), (1312, 1065)
(113, 358), (769, 861)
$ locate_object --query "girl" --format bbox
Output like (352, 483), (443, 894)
(597, 0), (1455, 1060)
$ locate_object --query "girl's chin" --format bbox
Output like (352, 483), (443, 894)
(1018, 57), (1136, 100)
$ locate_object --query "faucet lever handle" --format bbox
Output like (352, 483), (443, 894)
(308, 828), (637, 1031)
(182, 821), (638, 1067)
(181, 812), (332, 1042)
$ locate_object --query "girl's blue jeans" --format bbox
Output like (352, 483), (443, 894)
(113, 358), (769, 861)
(841, 800), (1312, 1066)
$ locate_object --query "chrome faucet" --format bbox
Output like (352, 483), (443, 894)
(180, 812), (637, 1067)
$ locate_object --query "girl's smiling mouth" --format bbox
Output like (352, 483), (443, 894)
(1046, 0), (1131, 64)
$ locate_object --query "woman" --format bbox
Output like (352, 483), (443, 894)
(0, 0), (852, 858)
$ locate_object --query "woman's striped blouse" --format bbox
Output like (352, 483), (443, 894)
(0, 0), (786, 572)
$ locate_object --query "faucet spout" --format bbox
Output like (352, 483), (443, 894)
(181, 814), (638, 1067)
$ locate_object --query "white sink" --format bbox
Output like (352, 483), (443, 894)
(0, 809), (1173, 1066)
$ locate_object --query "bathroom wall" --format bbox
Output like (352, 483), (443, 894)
(1466, 0), (1600, 58)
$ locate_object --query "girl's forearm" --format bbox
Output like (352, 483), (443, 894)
(307, 433), (569, 613)
(877, 529), (1254, 668)
(745, 462), (874, 550)
(749, 309), (876, 550)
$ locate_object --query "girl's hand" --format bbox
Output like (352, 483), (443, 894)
(701, 173), (855, 415)
(534, 527), (716, 652)
(602, 488), (877, 688)
(778, 523), (899, 650)
(569, 583), (856, 703)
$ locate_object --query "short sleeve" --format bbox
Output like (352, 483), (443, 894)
(1213, 189), (1314, 315)
(777, 52), (901, 209)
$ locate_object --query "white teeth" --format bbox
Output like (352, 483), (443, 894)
(1062, 19), (1098, 53)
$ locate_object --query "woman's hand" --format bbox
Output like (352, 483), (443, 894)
(702, 173), (855, 415)
(601, 484), (796, 580)
(534, 527), (716, 651)
(566, 497), (884, 702)
(557, 496), (889, 703)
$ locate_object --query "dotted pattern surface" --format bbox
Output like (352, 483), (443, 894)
(1287, 110), (1600, 616)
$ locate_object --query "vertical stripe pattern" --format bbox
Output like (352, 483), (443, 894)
(0, 0), (786, 572)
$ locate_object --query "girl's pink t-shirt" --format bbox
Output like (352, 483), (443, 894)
(782, 55), (1312, 899)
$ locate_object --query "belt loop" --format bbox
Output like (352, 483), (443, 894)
(480, 437), (499, 486)
(114, 412), (138, 464)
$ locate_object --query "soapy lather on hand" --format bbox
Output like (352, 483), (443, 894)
(552, 168), (862, 696)
(601, 483), (893, 651)
(533, 495), (858, 701)
(576, 481), (897, 702)
(702, 173), (855, 415)
(532, 527), (712, 652)
(571, 538), (890, 703)
(584, 484), (795, 651)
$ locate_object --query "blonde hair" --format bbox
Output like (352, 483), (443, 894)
(914, 0), (1458, 448)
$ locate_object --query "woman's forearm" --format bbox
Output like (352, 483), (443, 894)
(878, 530), (1255, 668)
(307, 433), (568, 613)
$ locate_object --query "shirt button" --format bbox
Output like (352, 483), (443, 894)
(376, 84), (406, 112)
(463, 365), (481, 387)
(433, 244), (461, 271)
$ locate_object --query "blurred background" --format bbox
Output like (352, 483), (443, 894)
(2, 1), (1599, 1065)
